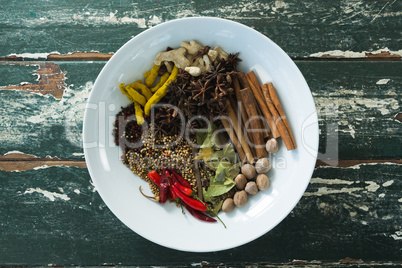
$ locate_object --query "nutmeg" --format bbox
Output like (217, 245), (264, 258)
(255, 158), (271, 174)
(245, 181), (258, 195)
(256, 174), (269, 191)
(222, 198), (235, 213)
(241, 164), (256, 180)
(233, 190), (247, 207)
(266, 138), (279, 154)
(235, 174), (247, 190)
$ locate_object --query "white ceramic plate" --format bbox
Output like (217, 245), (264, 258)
(83, 17), (319, 252)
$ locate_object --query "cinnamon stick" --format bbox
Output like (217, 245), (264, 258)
(225, 99), (255, 164)
(245, 71), (280, 138)
(232, 76), (256, 157)
(236, 72), (250, 89)
(261, 83), (296, 150)
(255, 101), (271, 139)
(267, 82), (296, 149)
(239, 88), (267, 158)
(237, 72), (270, 146)
(220, 118), (247, 162)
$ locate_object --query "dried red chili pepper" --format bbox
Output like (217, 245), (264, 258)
(147, 170), (161, 186)
(159, 169), (170, 204)
(184, 203), (216, 223)
(172, 184), (207, 212)
(173, 181), (192, 196)
(170, 169), (192, 189)
(167, 172), (178, 199)
(139, 186), (159, 202)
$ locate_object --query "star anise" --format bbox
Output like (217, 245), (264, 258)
(192, 79), (213, 104)
(152, 122), (168, 138)
(205, 61), (226, 80)
(176, 69), (192, 83)
(182, 97), (197, 118)
(225, 52), (242, 71)
(152, 105), (183, 137)
(174, 83), (189, 98)
(215, 74), (228, 94)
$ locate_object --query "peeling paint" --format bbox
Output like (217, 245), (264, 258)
(32, 165), (57, 170)
(3, 150), (37, 157)
(7, 52), (57, 59)
(382, 180), (394, 187)
(391, 231), (402, 240)
(72, 12), (147, 28)
(24, 187), (70, 201)
(317, 162), (401, 170)
(315, 96), (400, 117)
(310, 178), (354, 185)
(338, 124), (355, 139)
(0, 62), (66, 99)
(310, 48), (402, 58)
(303, 186), (363, 196)
(365, 181), (380, 192)
(358, 205), (369, 211)
(376, 79), (390, 85)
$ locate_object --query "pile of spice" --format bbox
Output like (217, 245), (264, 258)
(113, 40), (296, 225)
(125, 129), (199, 196)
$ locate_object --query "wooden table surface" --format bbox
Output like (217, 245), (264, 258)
(0, 1), (401, 267)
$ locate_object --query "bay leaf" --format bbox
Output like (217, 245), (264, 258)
(203, 177), (236, 197)
(215, 169), (226, 182)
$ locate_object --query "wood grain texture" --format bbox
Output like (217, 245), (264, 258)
(0, 152), (86, 171)
(0, 62), (105, 160)
(0, 163), (400, 265)
(0, 62), (66, 98)
(0, 0), (401, 59)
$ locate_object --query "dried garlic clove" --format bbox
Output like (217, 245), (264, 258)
(184, 66), (201, 77)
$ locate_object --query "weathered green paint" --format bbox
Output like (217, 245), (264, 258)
(0, 61), (400, 160)
(0, 1), (400, 266)
(0, 0), (401, 58)
(297, 61), (402, 160)
(0, 164), (400, 265)
(0, 62), (105, 160)
(0, 64), (39, 86)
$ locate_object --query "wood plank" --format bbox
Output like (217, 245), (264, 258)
(0, 52), (113, 61)
(0, 64), (39, 85)
(0, 61), (105, 160)
(0, 163), (400, 265)
(297, 61), (402, 160)
(0, 61), (400, 160)
(0, 62), (66, 99)
(0, 0), (400, 58)
(1, 154), (401, 171)
(1, 51), (401, 62)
